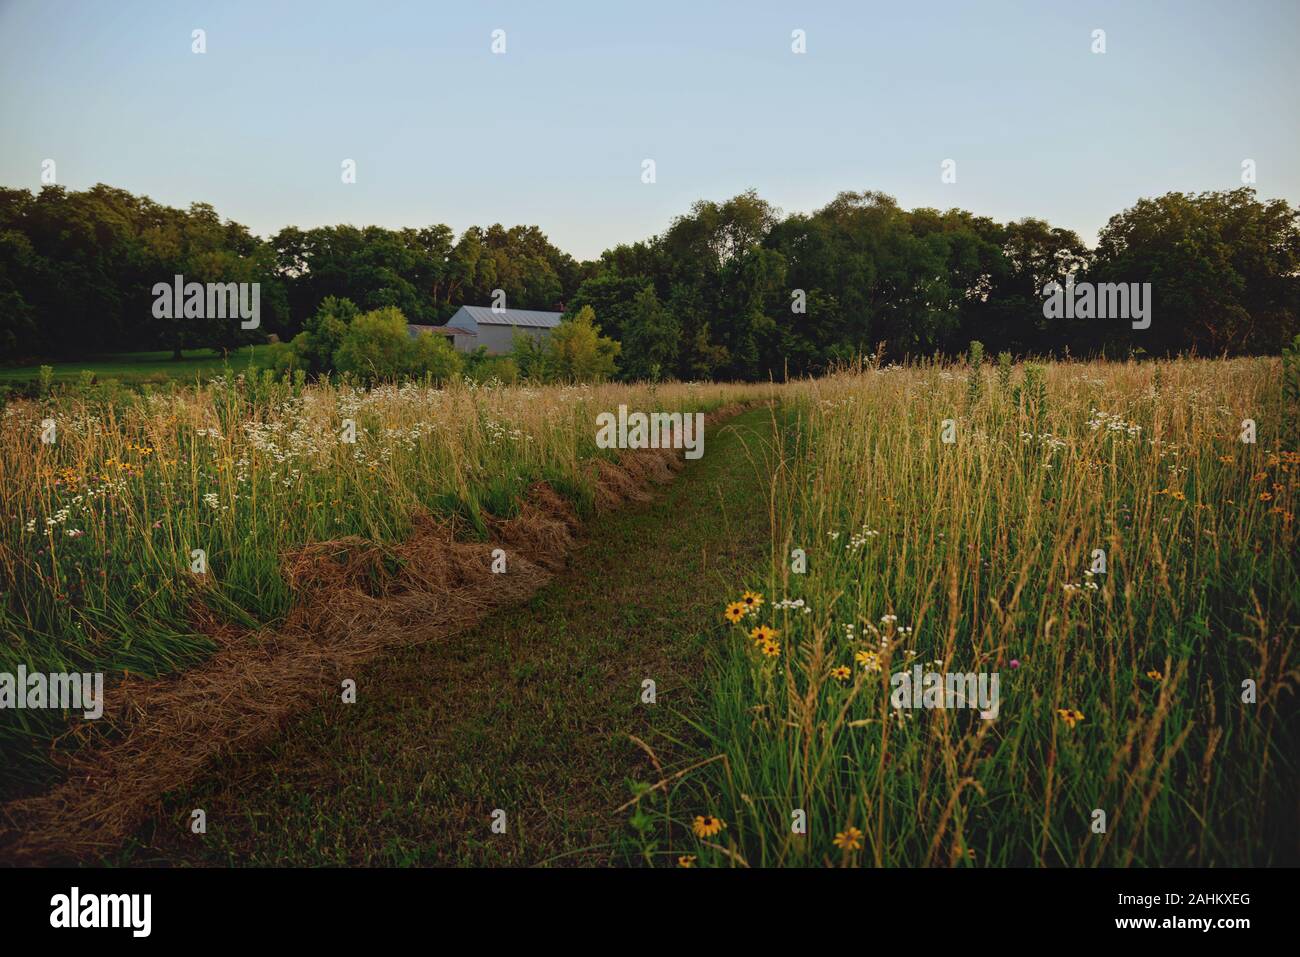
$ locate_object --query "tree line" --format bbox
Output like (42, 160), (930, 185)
(2, 182), (1296, 378)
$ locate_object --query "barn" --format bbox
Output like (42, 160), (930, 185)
(409, 305), (564, 356)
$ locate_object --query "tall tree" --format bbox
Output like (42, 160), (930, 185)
(1092, 188), (1300, 355)
(620, 286), (681, 380)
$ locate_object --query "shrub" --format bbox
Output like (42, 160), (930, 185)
(620, 287), (680, 381)
(406, 326), (464, 383)
(546, 305), (620, 383)
(257, 340), (303, 376)
(298, 296), (358, 374)
(257, 296), (361, 378)
(333, 308), (413, 380)
(334, 307), (463, 383)
(464, 347), (520, 385)
(510, 330), (552, 382)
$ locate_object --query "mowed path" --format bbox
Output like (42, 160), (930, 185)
(122, 407), (779, 866)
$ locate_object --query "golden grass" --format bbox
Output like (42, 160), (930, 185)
(689, 356), (1297, 866)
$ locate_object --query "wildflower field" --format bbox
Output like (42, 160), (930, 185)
(0, 371), (763, 798)
(652, 356), (1298, 867)
(0, 357), (1296, 868)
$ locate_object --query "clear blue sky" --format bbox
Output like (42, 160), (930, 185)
(2, 0), (1296, 260)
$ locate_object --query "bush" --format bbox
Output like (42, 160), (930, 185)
(297, 296), (357, 374)
(334, 307), (463, 383)
(257, 340), (303, 376)
(620, 286), (680, 381)
(257, 296), (361, 378)
(510, 330), (552, 382)
(406, 325), (464, 382)
(464, 347), (520, 385)
(544, 305), (620, 383)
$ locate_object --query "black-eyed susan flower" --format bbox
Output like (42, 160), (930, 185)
(833, 826), (863, 851)
(855, 650), (881, 673)
(831, 665), (851, 682)
(741, 591), (764, 611)
(1057, 708), (1085, 728)
(677, 855), (696, 868)
(760, 638), (781, 658)
(693, 815), (725, 838)
(749, 623), (778, 643)
(1146, 669), (1163, 681)
(724, 602), (746, 624)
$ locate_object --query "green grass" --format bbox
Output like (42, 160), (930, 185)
(0, 347), (262, 386)
(114, 408), (779, 866)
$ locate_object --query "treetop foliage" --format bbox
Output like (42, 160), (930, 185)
(3, 182), (1296, 380)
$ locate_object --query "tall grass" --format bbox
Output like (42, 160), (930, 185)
(671, 357), (1297, 866)
(0, 371), (764, 791)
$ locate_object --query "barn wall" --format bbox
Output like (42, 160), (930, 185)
(476, 324), (551, 356)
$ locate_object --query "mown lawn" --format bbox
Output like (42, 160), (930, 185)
(0, 347), (262, 386)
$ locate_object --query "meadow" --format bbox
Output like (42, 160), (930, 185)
(0, 356), (1296, 867)
(0, 370), (763, 798)
(644, 355), (1298, 867)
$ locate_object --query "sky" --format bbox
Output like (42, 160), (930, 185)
(2, 0), (1297, 261)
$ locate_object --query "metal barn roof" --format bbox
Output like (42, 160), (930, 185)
(454, 305), (564, 329)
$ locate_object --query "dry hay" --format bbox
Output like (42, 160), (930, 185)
(0, 404), (751, 864)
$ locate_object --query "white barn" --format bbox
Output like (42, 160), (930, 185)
(409, 305), (563, 356)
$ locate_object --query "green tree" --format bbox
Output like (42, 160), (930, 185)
(563, 274), (651, 342)
(297, 295), (359, 373)
(545, 305), (620, 382)
(620, 286), (681, 380)
(333, 307), (410, 380)
(509, 330), (552, 382)
(1092, 188), (1300, 355)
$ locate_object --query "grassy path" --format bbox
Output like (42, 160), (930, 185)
(120, 406), (779, 866)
